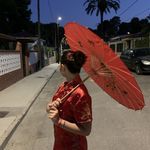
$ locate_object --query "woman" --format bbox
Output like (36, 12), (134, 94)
(46, 50), (92, 150)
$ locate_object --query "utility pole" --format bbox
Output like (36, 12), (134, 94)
(55, 17), (62, 63)
(37, 0), (42, 69)
(149, 32), (150, 48)
(37, 0), (40, 40)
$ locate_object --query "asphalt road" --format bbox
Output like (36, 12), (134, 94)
(4, 69), (150, 150)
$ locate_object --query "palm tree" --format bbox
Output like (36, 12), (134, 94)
(84, 0), (120, 34)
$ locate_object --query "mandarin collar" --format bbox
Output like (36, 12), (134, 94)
(64, 75), (82, 88)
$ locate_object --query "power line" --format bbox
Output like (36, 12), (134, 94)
(125, 8), (150, 22)
(119, 0), (139, 16)
(133, 8), (150, 17)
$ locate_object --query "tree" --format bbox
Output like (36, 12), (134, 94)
(14, 0), (32, 33)
(146, 14), (150, 21)
(140, 18), (150, 34)
(0, 0), (31, 34)
(97, 16), (120, 40)
(108, 16), (120, 36)
(130, 17), (141, 34)
(84, 0), (120, 35)
(118, 22), (130, 35)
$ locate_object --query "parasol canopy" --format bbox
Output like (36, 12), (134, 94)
(64, 22), (145, 110)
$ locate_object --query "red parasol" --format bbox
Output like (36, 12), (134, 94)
(64, 22), (145, 110)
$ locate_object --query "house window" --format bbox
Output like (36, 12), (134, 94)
(117, 43), (123, 52)
(110, 44), (115, 51)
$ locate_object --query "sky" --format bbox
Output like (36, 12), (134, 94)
(29, 0), (150, 29)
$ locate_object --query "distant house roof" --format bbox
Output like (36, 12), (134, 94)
(0, 32), (38, 42)
(109, 32), (143, 42)
(0, 33), (16, 41)
(16, 36), (38, 42)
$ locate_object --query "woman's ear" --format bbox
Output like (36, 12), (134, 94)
(60, 64), (65, 72)
(61, 64), (65, 70)
(60, 64), (67, 77)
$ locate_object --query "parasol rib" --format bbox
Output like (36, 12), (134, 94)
(110, 67), (144, 108)
(114, 73), (143, 110)
(109, 65), (143, 94)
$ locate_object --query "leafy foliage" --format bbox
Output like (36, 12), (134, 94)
(0, 0), (31, 34)
(84, 0), (120, 36)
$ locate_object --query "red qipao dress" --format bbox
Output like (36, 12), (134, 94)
(52, 75), (92, 150)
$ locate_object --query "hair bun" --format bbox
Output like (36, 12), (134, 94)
(73, 51), (87, 68)
(60, 50), (87, 74)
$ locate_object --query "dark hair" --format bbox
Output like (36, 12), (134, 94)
(60, 50), (87, 73)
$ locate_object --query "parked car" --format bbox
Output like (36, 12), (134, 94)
(120, 48), (150, 74)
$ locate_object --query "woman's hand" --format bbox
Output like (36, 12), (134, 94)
(46, 98), (61, 113)
(48, 106), (60, 124)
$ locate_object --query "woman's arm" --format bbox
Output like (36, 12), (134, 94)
(48, 106), (92, 136)
(59, 119), (92, 136)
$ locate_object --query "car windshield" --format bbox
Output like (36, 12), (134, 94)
(134, 49), (150, 57)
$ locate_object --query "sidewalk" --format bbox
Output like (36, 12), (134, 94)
(0, 63), (59, 150)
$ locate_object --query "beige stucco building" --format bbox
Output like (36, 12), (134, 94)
(108, 32), (150, 53)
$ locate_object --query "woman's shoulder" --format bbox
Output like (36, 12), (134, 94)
(73, 83), (91, 99)
(69, 84), (92, 107)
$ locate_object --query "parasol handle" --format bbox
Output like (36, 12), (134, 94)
(60, 75), (90, 103)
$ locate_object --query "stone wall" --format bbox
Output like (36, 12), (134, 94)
(0, 51), (23, 91)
